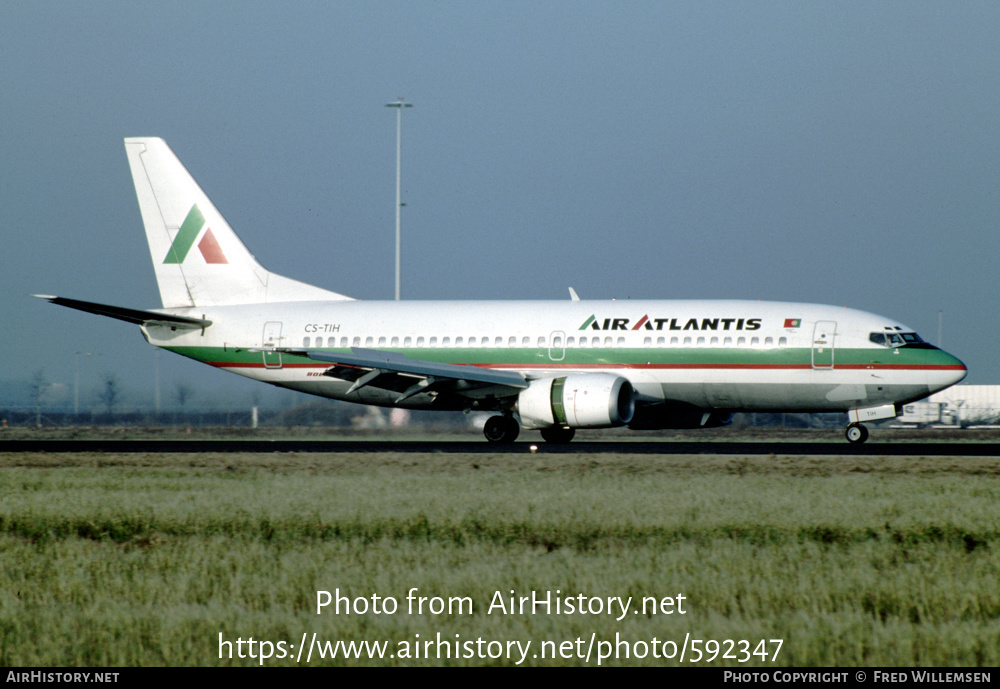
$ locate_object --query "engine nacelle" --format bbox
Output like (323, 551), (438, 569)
(518, 373), (635, 429)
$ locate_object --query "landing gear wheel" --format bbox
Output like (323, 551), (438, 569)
(484, 415), (520, 444)
(845, 423), (869, 444)
(540, 426), (576, 443)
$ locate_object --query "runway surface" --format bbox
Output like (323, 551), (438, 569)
(2, 439), (999, 455)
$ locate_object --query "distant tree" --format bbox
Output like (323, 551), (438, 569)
(29, 369), (46, 426)
(100, 374), (120, 415)
(175, 382), (195, 411)
(174, 382), (198, 424)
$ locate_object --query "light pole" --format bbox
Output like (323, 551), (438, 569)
(385, 98), (412, 300)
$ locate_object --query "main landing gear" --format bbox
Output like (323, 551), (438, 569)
(483, 415), (520, 444)
(483, 416), (578, 444)
(845, 423), (869, 444)
(540, 426), (575, 443)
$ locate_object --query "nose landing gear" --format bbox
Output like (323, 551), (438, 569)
(845, 423), (869, 444)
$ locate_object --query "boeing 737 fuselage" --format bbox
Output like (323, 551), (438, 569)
(39, 138), (967, 443)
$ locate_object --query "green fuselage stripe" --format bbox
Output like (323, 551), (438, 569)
(161, 344), (961, 370)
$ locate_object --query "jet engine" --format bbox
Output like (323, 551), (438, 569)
(518, 373), (635, 429)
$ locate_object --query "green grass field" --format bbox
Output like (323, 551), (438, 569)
(1, 448), (999, 666)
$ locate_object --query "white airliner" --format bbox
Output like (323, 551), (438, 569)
(39, 138), (967, 444)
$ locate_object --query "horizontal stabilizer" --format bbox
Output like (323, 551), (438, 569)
(34, 295), (211, 329)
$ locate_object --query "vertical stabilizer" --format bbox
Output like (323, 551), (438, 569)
(124, 137), (352, 307)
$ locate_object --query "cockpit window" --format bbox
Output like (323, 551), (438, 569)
(870, 332), (923, 347)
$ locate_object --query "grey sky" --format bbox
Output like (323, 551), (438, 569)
(2, 1), (998, 406)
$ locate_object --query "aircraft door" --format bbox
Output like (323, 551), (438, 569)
(262, 321), (283, 369)
(812, 321), (836, 369)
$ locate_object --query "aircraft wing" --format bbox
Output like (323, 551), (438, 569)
(274, 347), (528, 403)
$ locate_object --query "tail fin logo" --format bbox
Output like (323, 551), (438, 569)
(163, 205), (228, 265)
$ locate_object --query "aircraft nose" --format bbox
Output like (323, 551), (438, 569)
(929, 349), (967, 393)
